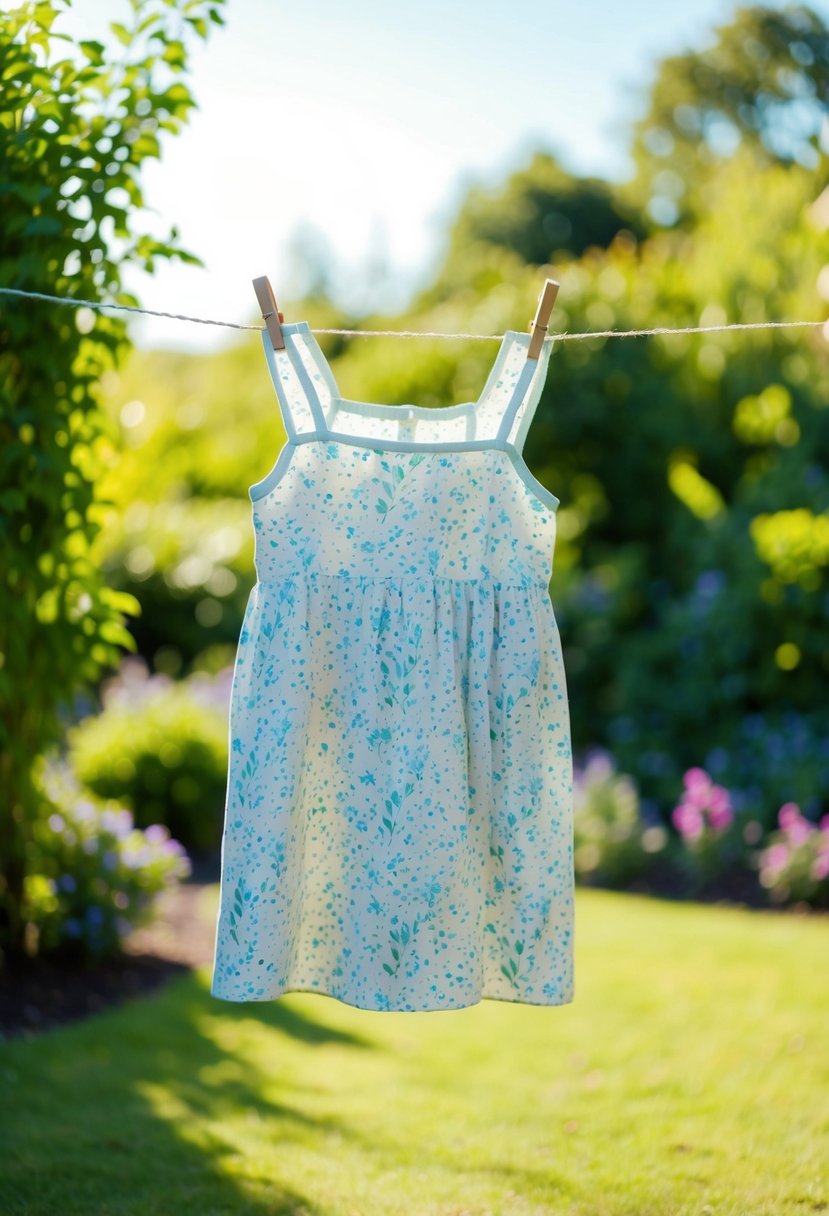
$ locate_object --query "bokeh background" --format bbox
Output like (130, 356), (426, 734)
(4, 0), (829, 951)
(1, 3), (828, 1211)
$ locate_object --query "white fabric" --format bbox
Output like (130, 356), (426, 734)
(211, 323), (574, 1012)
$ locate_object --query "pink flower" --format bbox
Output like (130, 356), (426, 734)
(762, 841), (791, 876)
(778, 802), (812, 846)
(683, 767), (710, 793)
(811, 853), (829, 882)
(682, 767), (713, 808)
(707, 786), (733, 831)
(778, 802), (801, 830)
(675, 768), (733, 837)
(673, 800), (704, 840)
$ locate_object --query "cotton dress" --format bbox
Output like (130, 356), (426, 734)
(210, 320), (574, 1013)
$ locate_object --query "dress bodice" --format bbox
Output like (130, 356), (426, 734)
(249, 321), (560, 589)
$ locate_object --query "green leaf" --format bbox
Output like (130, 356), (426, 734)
(1, 61), (35, 82)
(0, 489), (26, 513)
(79, 40), (106, 64)
(162, 42), (186, 68)
(185, 15), (208, 37)
(98, 620), (136, 650)
(101, 588), (141, 617)
(22, 215), (63, 237)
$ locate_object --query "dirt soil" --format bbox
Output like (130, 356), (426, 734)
(0, 852), (823, 1043)
(0, 851), (220, 1043)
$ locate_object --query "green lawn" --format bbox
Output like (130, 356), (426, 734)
(1, 887), (827, 1216)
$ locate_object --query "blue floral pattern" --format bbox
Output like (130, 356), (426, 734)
(211, 324), (574, 1012)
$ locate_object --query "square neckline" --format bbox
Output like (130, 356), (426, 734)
(289, 321), (526, 423)
(253, 322), (560, 512)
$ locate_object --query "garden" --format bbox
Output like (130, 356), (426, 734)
(1, 1), (828, 1213)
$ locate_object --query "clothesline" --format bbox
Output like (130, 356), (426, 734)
(0, 286), (825, 342)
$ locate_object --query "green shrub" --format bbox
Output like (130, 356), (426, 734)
(757, 802), (829, 908)
(573, 749), (667, 887)
(25, 756), (190, 962)
(668, 765), (754, 891)
(0, 0), (226, 962)
(67, 658), (229, 854)
(96, 495), (254, 674)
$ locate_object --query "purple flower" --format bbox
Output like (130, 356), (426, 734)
(74, 798), (97, 823)
(101, 808), (134, 838)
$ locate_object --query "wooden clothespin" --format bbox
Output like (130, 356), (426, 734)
(253, 275), (286, 350)
(527, 277), (560, 361)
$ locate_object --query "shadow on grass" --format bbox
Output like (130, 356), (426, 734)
(0, 969), (376, 1216)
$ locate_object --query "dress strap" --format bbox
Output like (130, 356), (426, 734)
(494, 334), (554, 449)
(259, 323), (329, 438)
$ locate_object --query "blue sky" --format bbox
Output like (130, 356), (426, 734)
(53, 0), (827, 352)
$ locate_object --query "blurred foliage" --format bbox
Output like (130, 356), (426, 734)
(547, 152), (829, 817)
(0, 0), (225, 961)
(420, 150), (647, 300)
(757, 800), (829, 905)
(573, 749), (666, 887)
(93, 298), (346, 669)
(67, 663), (229, 853)
(51, 3), (829, 861)
(101, 493), (253, 667)
(628, 4), (829, 226)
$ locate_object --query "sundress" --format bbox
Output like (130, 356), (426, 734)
(210, 320), (574, 1013)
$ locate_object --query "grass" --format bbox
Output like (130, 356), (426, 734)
(1, 886), (827, 1216)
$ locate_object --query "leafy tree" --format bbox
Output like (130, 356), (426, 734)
(628, 4), (829, 226)
(421, 150), (646, 305)
(0, 0), (226, 962)
(536, 148), (829, 816)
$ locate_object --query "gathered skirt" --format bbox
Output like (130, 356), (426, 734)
(211, 572), (574, 1012)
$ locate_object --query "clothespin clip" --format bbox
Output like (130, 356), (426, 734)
(527, 277), (559, 361)
(253, 275), (286, 350)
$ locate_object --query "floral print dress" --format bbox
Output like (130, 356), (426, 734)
(210, 320), (574, 1012)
